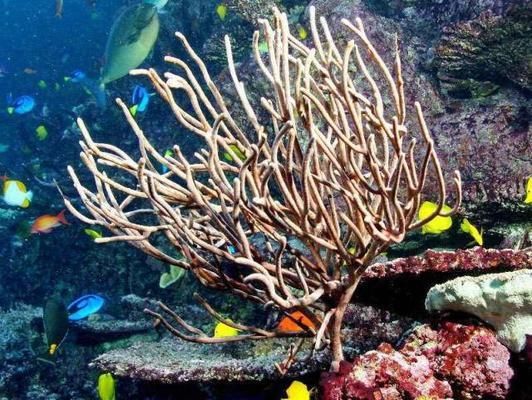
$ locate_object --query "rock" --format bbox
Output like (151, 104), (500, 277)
(70, 317), (153, 342)
(425, 269), (532, 352)
(321, 322), (514, 399)
(364, 247), (531, 279)
(90, 303), (414, 383)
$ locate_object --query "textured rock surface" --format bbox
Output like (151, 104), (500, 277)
(321, 322), (514, 400)
(90, 303), (414, 383)
(364, 247), (531, 279)
(305, 0), (532, 206)
(425, 269), (532, 352)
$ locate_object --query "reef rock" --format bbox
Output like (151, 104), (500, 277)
(321, 322), (514, 400)
(90, 303), (413, 383)
(425, 269), (532, 352)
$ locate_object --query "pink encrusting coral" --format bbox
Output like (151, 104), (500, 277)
(321, 322), (514, 399)
(364, 247), (530, 280)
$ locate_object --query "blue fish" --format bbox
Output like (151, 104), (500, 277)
(68, 69), (87, 83)
(129, 85), (150, 116)
(7, 95), (35, 115)
(67, 294), (105, 321)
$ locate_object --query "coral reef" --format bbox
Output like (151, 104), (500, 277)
(425, 269), (532, 352)
(364, 246), (531, 279)
(321, 322), (514, 399)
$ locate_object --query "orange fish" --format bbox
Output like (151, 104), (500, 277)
(277, 311), (316, 333)
(31, 210), (69, 234)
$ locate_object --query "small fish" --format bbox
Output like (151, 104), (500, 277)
(159, 265), (186, 288)
(282, 380), (310, 400)
(257, 40), (269, 54)
(216, 3), (228, 21)
(23, 68), (37, 75)
(7, 95), (35, 115)
(98, 372), (116, 400)
(35, 125), (49, 140)
(525, 177), (532, 204)
(65, 69), (87, 83)
(213, 321), (240, 338)
(460, 218), (483, 246)
(277, 311), (316, 333)
(418, 201), (453, 235)
(223, 144), (246, 162)
(3, 179), (33, 208)
(161, 149), (173, 173)
(68, 294), (105, 320)
(55, 0), (63, 17)
(0, 143), (10, 152)
(37, 80), (47, 89)
(84, 228), (103, 240)
(129, 85), (150, 116)
(297, 25), (308, 40)
(39, 298), (69, 363)
(31, 210), (69, 234)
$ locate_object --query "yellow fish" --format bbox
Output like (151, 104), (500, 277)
(216, 3), (228, 21)
(223, 144), (246, 162)
(35, 125), (49, 140)
(213, 321), (240, 338)
(418, 201), (452, 234)
(525, 177), (532, 204)
(84, 228), (103, 240)
(98, 372), (116, 400)
(297, 25), (308, 40)
(282, 380), (310, 400)
(3, 179), (33, 208)
(460, 218), (483, 246)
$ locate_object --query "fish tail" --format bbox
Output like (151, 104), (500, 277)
(26, 190), (34, 202)
(129, 104), (138, 117)
(57, 209), (69, 225)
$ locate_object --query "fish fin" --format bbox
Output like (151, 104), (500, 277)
(21, 198), (31, 208)
(15, 181), (27, 192)
(56, 209), (69, 225)
(129, 105), (138, 117)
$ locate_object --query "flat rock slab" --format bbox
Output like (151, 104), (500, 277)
(90, 304), (414, 383)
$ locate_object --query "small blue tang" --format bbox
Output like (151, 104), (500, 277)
(7, 95), (35, 115)
(129, 85), (150, 116)
(67, 294), (105, 321)
(69, 69), (87, 83)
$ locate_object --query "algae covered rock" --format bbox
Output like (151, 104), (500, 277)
(425, 269), (532, 352)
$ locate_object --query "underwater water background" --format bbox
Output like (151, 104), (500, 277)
(0, 0), (530, 399)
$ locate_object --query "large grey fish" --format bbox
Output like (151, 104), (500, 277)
(100, 3), (160, 85)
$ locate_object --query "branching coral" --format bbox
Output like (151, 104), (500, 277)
(64, 7), (461, 371)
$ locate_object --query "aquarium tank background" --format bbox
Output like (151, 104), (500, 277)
(0, 0), (530, 399)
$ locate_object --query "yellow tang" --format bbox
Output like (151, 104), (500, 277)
(98, 372), (116, 400)
(223, 144), (246, 162)
(418, 201), (452, 234)
(525, 177), (532, 204)
(460, 218), (483, 246)
(282, 380), (310, 400)
(216, 3), (228, 21)
(84, 228), (103, 240)
(213, 321), (240, 338)
(35, 125), (49, 140)
(297, 25), (308, 40)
